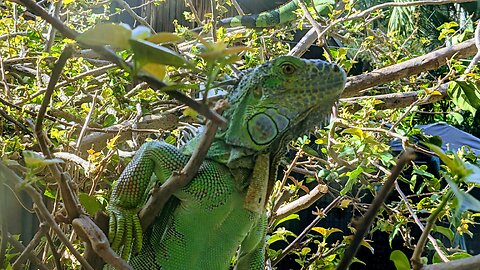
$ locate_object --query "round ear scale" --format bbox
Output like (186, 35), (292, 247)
(247, 113), (278, 145)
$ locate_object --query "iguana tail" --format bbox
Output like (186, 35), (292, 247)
(217, 0), (335, 28)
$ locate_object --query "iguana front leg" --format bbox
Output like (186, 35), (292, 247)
(235, 214), (267, 270)
(107, 141), (188, 259)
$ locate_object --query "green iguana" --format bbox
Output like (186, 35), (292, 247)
(216, 0), (335, 28)
(106, 56), (346, 269)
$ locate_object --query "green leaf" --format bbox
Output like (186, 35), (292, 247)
(43, 189), (56, 199)
(311, 227), (342, 238)
(448, 112), (464, 124)
(390, 250), (410, 270)
(146, 32), (184, 44)
(78, 193), (102, 216)
(23, 150), (63, 169)
(273, 214), (299, 228)
(448, 81), (480, 115)
(433, 225), (454, 242)
(425, 143), (469, 178)
(340, 166), (363, 195)
(447, 251), (472, 260)
(77, 23), (131, 49)
(465, 163), (480, 184)
(129, 39), (193, 69)
(446, 178), (480, 212)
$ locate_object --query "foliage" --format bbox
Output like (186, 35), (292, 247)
(1, 0), (480, 269)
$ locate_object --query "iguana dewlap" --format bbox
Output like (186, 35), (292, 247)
(106, 56), (346, 269)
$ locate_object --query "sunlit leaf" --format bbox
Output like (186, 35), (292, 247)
(425, 143), (469, 178)
(130, 39), (193, 68)
(140, 63), (167, 80)
(465, 163), (480, 184)
(23, 150), (63, 168)
(77, 23), (131, 49)
(273, 214), (299, 228)
(146, 32), (184, 44)
(448, 81), (480, 116)
(311, 227), (342, 238)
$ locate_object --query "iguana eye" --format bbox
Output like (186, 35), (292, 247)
(281, 63), (296, 75)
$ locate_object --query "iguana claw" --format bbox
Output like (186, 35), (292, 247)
(107, 205), (143, 259)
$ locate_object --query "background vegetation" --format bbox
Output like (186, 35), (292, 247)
(1, 0), (480, 269)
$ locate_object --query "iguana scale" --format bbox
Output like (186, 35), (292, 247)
(106, 56), (346, 269)
(216, 0), (335, 28)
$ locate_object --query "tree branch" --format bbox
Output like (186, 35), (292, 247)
(273, 184), (328, 220)
(343, 39), (476, 97)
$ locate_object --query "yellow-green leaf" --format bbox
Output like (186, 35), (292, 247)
(146, 32), (184, 44)
(130, 39), (193, 69)
(23, 150), (63, 168)
(140, 63), (167, 80)
(77, 23), (131, 49)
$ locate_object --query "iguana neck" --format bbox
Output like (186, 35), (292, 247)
(181, 132), (264, 192)
(182, 131), (258, 169)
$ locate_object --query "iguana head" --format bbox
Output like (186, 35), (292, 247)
(222, 56), (346, 151)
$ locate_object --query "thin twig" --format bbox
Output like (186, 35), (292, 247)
(112, 0), (155, 33)
(273, 184), (328, 220)
(12, 0), (227, 127)
(272, 195), (343, 266)
(231, 0), (245, 15)
(12, 223), (47, 269)
(0, 108), (31, 134)
(411, 191), (452, 270)
(394, 181), (449, 262)
(210, 0), (217, 42)
(464, 20), (480, 74)
(35, 44), (82, 218)
(75, 90), (99, 152)
(44, 230), (63, 270)
(185, 0), (203, 25)
(297, 0), (324, 43)
(336, 149), (415, 270)
(6, 232), (49, 270)
(44, 0), (62, 52)
(289, 0), (475, 59)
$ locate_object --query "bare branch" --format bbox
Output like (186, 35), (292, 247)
(273, 184), (328, 220)
(12, 223), (47, 269)
(344, 39), (476, 97)
(422, 253), (480, 270)
(341, 83), (448, 111)
(289, 0), (476, 57)
(464, 21), (480, 74)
